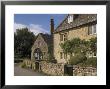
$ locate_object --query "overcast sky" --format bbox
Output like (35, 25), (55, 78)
(14, 14), (67, 35)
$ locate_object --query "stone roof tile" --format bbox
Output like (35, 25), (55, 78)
(54, 14), (97, 33)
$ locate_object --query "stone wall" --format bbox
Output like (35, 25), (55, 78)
(31, 33), (50, 61)
(39, 61), (64, 76)
(54, 25), (96, 64)
(73, 66), (97, 76)
(22, 60), (97, 76)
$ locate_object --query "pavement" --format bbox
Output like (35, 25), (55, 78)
(14, 64), (46, 76)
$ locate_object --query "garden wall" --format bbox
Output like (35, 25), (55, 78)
(22, 60), (97, 76)
(73, 66), (97, 76)
(39, 61), (64, 76)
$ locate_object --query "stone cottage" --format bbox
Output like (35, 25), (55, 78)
(31, 14), (97, 64)
(31, 18), (54, 61)
(53, 14), (97, 64)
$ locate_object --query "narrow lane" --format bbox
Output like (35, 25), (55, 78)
(14, 64), (46, 76)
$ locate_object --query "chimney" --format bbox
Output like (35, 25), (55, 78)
(50, 18), (54, 35)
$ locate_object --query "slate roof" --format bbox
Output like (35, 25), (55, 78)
(54, 14), (97, 33)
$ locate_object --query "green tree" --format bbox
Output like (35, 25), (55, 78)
(60, 38), (89, 56)
(60, 40), (72, 54)
(14, 28), (35, 58)
(60, 37), (97, 65)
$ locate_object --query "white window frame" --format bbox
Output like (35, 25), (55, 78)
(68, 15), (73, 23)
(60, 33), (68, 42)
(92, 24), (97, 34)
(35, 53), (38, 57)
(88, 24), (97, 35)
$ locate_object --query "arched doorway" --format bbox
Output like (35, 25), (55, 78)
(34, 48), (43, 61)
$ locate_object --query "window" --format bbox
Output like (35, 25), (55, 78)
(64, 53), (67, 59)
(60, 52), (63, 59)
(35, 53), (37, 57)
(60, 34), (63, 41)
(60, 33), (68, 42)
(93, 25), (96, 34)
(68, 15), (73, 23)
(88, 26), (92, 35)
(88, 24), (97, 35)
(64, 33), (67, 41)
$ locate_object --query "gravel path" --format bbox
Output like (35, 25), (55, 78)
(14, 64), (46, 76)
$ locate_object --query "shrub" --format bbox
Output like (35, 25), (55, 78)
(77, 57), (97, 67)
(85, 57), (97, 67)
(14, 59), (23, 63)
(21, 62), (26, 68)
(69, 53), (87, 65)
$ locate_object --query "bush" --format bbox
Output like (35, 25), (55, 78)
(77, 57), (97, 67)
(14, 59), (23, 63)
(85, 57), (97, 67)
(69, 53), (87, 65)
(21, 62), (26, 68)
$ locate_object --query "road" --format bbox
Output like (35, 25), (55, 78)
(14, 64), (46, 76)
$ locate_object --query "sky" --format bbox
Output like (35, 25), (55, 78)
(14, 14), (67, 35)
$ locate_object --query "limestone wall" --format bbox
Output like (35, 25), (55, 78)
(73, 66), (97, 76)
(53, 33), (61, 63)
(22, 60), (97, 76)
(31, 34), (49, 61)
(54, 26), (96, 64)
(39, 61), (64, 76)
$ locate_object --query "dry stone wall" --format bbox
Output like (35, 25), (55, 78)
(22, 59), (97, 76)
(73, 66), (97, 76)
(39, 61), (64, 76)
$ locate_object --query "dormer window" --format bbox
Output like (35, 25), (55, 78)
(68, 15), (73, 23)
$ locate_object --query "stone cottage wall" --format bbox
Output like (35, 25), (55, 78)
(73, 66), (97, 76)
(39, 61), (64, 76)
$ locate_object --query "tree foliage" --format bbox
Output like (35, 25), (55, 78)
(60, 40), (72, 54)
(69, 53), (87, 65)
(14, 28), (35, 58)
(60, 37), (96, 55)
(60, 38), (90, 55)
(60, 37), (97, 65)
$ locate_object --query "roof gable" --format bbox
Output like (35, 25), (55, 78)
(32, 33), (52, 50)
